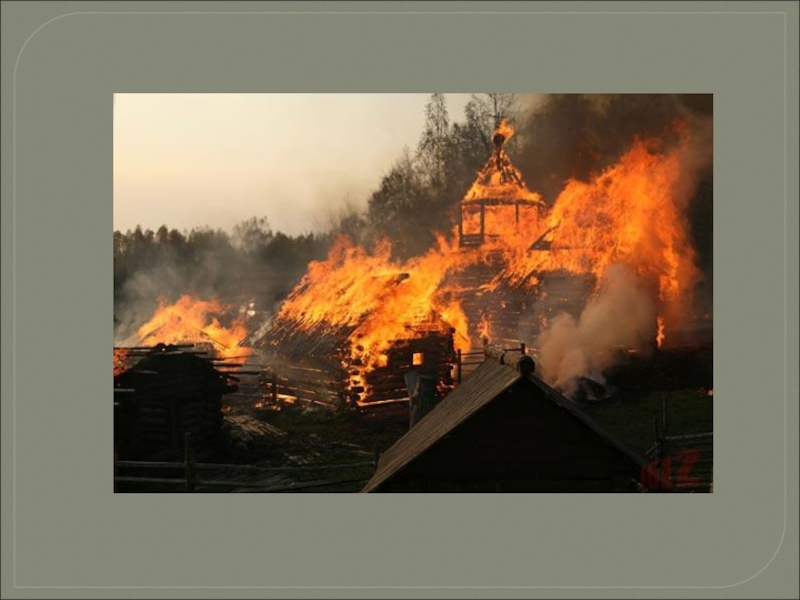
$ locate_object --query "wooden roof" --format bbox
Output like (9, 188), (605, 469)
(361, 350), (647, 492)
(461, 142), (544, 206)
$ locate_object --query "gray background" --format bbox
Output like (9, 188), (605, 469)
(1, 1), (797, 598)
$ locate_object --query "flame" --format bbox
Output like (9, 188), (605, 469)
(463, 119), (543, 205)
(113, 348), (130, 377)
(656, 315), (666, 348)
(495, 117), (515, 143)
(135, 295), (250, 359)
(274, 234), (475, 403)
(264, 119), (707, 400)
(278, 235), (472, 366)
(498, 130), (701, 341)
(477, 313), (493, 342)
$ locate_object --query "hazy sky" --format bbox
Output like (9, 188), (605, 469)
(113, 94), (476, 235)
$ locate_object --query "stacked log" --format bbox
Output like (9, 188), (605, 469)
(253, 317), (357, 359)
(448, 255), (596, 350)
(260, 353), (347, 410)
(446, 255), (539, 348)
(253, 312), (457, 411)
(114, 345), (237, 459)
(359, 331), (456, 406)
(535, 271), (596, 323)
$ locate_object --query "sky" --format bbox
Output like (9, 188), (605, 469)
(113, 94), (476, 235)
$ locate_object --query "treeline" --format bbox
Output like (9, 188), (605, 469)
(362, 93), (515, 257)
(113, 218), (333, 336)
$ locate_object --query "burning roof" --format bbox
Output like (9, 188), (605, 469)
(255, 235), (471, 370)
(253, 262), (461, 409)
(462, 119), (544, 205)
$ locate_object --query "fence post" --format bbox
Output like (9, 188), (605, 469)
(184, 432), (196, 492)
(653, 415), (662, 485)
(661, 396), (670, 466)
(456, 349), (462, 385)
(520, 342), (526, 356)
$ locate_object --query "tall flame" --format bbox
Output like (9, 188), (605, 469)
(477, 313), (493, 341)
(498, 129), (703, 346)
(656, 315), (666, 349)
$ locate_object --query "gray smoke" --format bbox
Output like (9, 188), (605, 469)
(535, 265), (657, 391)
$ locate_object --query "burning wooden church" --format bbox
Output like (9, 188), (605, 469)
(448, 119), (596, 350)
(240, 117), (686, 413)
(362, 345), (648, 493)
(114, 344), (239, 459)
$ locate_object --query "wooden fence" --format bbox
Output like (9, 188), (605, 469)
(643, 397), (713, 492)
(115, 433), (376, 492)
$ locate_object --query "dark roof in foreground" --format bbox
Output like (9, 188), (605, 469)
(361, 349), (647, 493)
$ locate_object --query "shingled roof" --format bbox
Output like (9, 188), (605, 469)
(361, 348), (647, 492)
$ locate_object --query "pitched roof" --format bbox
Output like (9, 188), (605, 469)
(250, 282), (456, 357)
(361, 352), (647, 492)
(461, 122), (544, 205)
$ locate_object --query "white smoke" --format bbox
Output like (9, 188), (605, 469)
(535, 264), (657, 392)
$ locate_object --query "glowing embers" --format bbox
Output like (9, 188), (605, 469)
(257, 316), (457, 410)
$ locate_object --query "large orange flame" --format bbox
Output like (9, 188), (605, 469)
(134, 118), (706, 403)
(498, 130), (702, 344)
(135, 295), (250, 359)
(277, 235), (472, 372)
(273, 122), (705, 383)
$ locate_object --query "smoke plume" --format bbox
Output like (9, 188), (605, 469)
(535, 265), (657, 392)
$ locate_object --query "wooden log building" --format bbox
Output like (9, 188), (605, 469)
(253, 309), (458, 410)
(114, 344), (238, 459)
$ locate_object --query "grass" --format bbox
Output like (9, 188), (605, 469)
(581, 388), (713, 453)
(211, 404), (411, 491)
(579, 346), (713, 453)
